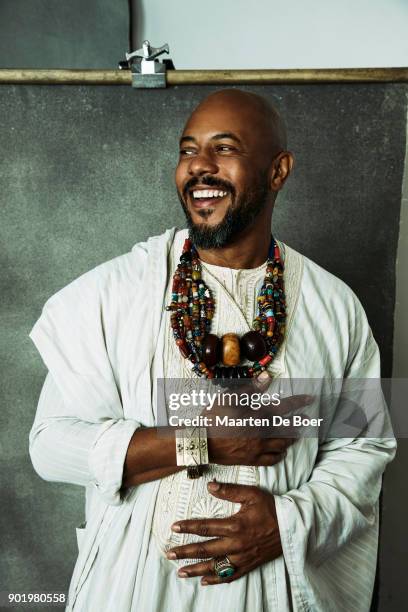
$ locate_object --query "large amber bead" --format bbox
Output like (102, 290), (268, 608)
(222, 333), (241, 366)
(202, 333), (220, 367)
(240, 331), (267, 361)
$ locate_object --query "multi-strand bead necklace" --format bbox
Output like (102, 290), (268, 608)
(165, 236), (286, 379)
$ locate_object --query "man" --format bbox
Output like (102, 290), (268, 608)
(29, 89), (396, 611)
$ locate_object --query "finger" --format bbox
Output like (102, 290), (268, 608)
(179, 552), (241, 579)
(207, 481), (261, 504)
(171, 516), (239, 538)
(177, 559), (215, 578)
(201, 558), (250, 585)
(202, 569), (245, 585)
(167, 537), (236, 561)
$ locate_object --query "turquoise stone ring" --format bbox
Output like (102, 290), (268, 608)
(214, 556), (236, 578)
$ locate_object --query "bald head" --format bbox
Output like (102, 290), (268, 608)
(187, 89), (287, 157)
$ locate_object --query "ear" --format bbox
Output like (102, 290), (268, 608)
(269, 152), (294, 192)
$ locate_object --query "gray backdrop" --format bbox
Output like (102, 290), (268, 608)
(0, 0), (128, 69)
(0, 83), (406, 610)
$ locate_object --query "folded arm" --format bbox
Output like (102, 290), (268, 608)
(29, 373), (143, 505)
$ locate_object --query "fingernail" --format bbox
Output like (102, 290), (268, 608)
(201, 579), (208, 586)
(258, 371), (270, 381)
(171, 523), (181, 532)
(208, 482), (220, 492)
(166, 551), (177, 559)
(178, 571), (188, 578)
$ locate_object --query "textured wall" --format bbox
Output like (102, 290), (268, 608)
(0, 83), (406, 609)
(0, 0), (129, 68)
(378, 111), (408, 611)
(393, 114), (408, 379)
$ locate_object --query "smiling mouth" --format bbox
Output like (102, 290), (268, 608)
(189, 188), (230, 208)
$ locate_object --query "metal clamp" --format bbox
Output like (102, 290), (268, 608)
(119, 40), (174, 88)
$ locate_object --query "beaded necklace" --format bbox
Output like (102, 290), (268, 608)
(165, 235), (286, 379)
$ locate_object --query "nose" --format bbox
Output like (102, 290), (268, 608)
(188, 151), (218, 177)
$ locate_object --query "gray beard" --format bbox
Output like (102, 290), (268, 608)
(178, 185), (269, 249)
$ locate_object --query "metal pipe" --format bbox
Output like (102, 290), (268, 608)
(168, 68), (408, 84)
(0, 68), (407, 85)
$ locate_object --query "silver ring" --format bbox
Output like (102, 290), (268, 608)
(213, 555), (236, 578)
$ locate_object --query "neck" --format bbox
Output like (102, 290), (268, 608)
(194, 213), (273, 270)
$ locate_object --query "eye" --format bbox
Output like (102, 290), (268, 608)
(216, 144), (237, 153)
(179, 148), (197, 156)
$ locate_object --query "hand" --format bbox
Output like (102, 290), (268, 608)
(206, 372), (311, 466)
(166, 481), (282, 585)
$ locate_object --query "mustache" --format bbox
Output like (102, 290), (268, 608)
(183, 175), (235, 198)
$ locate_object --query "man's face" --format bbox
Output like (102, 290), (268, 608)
(175, 100), (275, 248)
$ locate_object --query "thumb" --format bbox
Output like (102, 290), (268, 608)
(207, 481), (260, 504)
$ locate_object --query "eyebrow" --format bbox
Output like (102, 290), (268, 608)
(179, 132), (242, 146)
(211, 132), (242, 144)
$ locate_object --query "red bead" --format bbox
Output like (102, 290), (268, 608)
(176, 340), (189, 358)
(179, 347), (189, 359)
(167, 238), (287, 380)
(259, 354), (272, 366)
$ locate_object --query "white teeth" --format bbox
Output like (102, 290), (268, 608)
(192, 189), (227, 199)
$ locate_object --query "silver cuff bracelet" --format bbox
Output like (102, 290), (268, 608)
(175, 427), (209, 479)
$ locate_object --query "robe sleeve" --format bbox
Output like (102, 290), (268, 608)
(273, 293), (397, 573)
(29, 259), (142, 506)
(29, 373), (139, 505)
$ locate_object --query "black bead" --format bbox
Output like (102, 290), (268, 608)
(240, 331), (267, 361)
(202, 333), (221, 367)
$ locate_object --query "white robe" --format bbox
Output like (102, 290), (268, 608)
(29, 227), (396, 611)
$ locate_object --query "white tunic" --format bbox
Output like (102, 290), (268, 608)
(29, 227), (396, 611)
